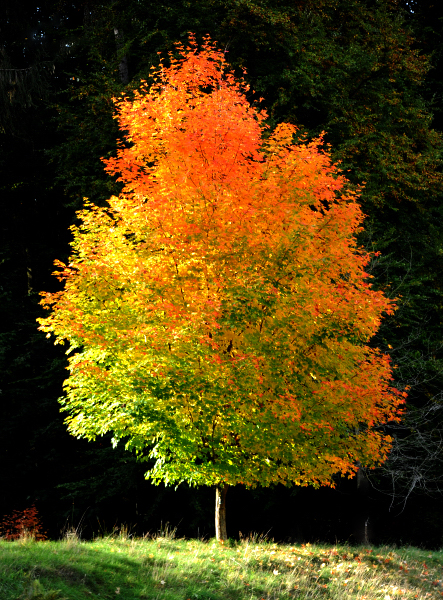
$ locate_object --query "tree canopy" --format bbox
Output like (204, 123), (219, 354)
(39, 38), (405, 499)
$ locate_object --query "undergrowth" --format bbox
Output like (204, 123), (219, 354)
(0, 530), (442, 599)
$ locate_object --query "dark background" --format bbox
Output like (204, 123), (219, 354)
(1, 0), (443, 547)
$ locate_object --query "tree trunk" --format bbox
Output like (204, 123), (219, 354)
(353, 464), (373, 545)
(113, 28), (129, 84)
(215, 483), (228, 541)
(25, 247), (33, 295)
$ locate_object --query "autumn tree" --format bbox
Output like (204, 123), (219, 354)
(47, 3), (443, 520)
(38, 36), (405, 540)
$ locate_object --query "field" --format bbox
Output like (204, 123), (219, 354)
(1, 529), (442, 600)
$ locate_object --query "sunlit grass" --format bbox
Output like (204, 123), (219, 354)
(0, 529), (442, 599)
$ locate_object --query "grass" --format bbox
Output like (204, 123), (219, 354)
(1, 528), (442, 600)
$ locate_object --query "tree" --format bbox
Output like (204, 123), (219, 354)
(38, 36), (405, 540)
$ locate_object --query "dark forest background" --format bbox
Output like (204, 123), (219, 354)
(1, 0), (443, 547)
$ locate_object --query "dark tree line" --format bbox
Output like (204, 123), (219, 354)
(1, 0), (443, 545)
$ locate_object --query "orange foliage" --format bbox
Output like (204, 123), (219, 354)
(39, 35), (405, 489)
(0, 504), (47, 541)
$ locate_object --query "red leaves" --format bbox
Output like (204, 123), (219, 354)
(0, 504), (47, 541)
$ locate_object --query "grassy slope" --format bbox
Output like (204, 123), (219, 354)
(0, 533), (442, 600)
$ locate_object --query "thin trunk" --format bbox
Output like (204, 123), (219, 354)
(25, 247), (32, 295)
(215, 483), (228, 541)
(113, 28), (129, 84)
(353, 464), (372, 545)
